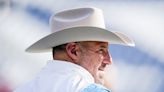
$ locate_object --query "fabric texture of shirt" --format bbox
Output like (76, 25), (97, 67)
(14, 60), (111, 92)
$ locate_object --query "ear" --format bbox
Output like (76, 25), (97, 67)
(65, 42), (80, 62)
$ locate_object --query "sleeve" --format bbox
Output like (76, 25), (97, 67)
(81, 83), (111, 92)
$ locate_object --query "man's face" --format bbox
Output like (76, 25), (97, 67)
(77, 41), (112, 81)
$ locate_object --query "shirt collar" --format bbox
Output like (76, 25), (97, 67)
(45, 60), (94, 83)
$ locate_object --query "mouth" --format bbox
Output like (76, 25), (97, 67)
(98, 64), (106, 71)
(98, 68), (105, 71)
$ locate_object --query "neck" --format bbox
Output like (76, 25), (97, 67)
(53, 52), (75, 64)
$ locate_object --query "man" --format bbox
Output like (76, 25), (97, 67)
(14, 7), (135, 92)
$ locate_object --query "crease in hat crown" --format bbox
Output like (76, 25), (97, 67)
(50, 7), (105, 33)
(26, 7), (135, 53)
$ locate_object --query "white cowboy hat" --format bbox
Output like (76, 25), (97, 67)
(26, 7), (135, 53)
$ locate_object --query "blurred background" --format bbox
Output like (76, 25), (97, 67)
(0, 0), (164, 92)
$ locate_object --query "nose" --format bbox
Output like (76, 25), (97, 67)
(102, 51), (112, 65)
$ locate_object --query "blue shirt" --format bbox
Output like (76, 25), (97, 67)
(82, 83), (111, 92)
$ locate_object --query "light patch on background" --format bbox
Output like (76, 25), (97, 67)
(101, 2), (164, 63)
(0, 8), (51, 88)
(110, 59), (163, 92)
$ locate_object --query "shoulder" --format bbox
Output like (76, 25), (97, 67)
(81, 83), (111, 92)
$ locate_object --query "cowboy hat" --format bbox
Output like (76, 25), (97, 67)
(26, 7), (135, 53)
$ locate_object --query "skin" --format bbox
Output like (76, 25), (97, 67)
(53, 41), (112, 87)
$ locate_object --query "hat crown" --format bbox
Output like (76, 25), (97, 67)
(50, 7), (105, 32)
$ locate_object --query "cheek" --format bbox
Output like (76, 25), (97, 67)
(80, 54), (97, 69)
(90, 55), (103, 69)
(79, 53), (103, 73)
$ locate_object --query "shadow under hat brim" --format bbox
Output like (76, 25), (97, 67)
(26, 27), (135, 53)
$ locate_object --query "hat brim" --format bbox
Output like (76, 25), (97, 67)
(26, 27), (135, 53)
